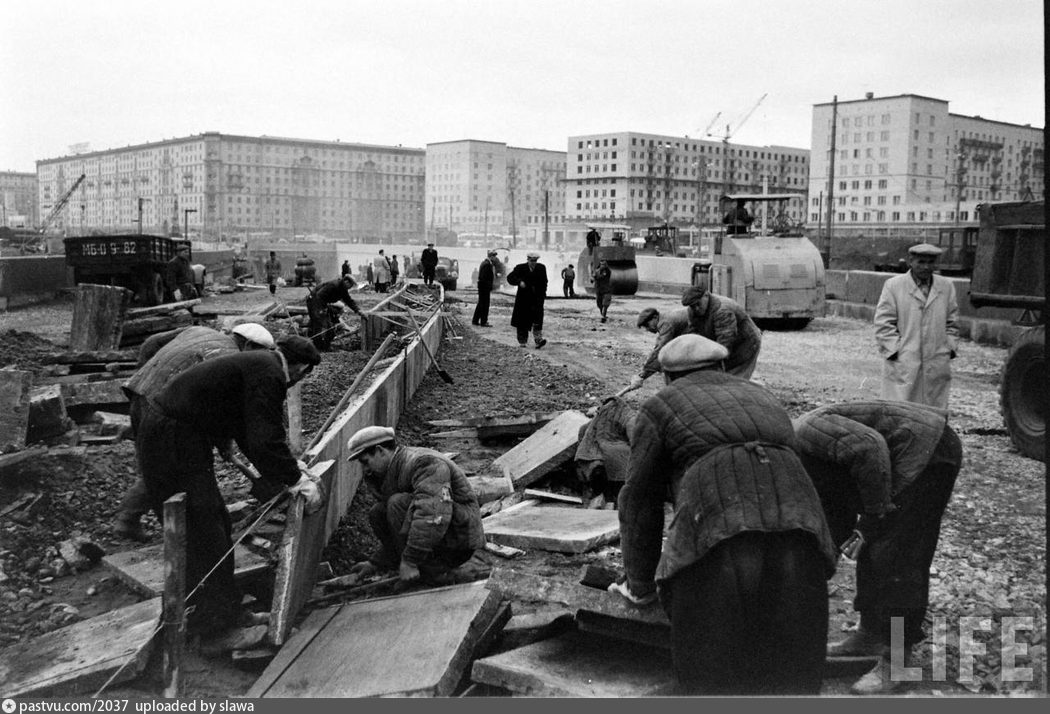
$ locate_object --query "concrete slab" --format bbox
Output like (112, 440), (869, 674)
(482, 505), (619, 553)
(102, 543), (269, 598)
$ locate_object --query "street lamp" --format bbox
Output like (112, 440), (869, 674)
(183, 208), (198, 242)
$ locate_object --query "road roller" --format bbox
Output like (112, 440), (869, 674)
(577, 223), (639, 295)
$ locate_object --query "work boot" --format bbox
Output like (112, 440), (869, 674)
(535, 338), (547, 349)
(850, 647), (915, 695)
(114, 516), (148, 543)
(827, 627), (885, 657)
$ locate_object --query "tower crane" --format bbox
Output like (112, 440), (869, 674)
(706, 94), (767, 196)
(39, 173), (87, 235)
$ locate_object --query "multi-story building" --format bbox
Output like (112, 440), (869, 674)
(36, 133), (425, 243)
(565, 132), (810, 230)
(809, 93), (1044, 235)
(0, 171), (38, 229)
(425, 140), (566, 242)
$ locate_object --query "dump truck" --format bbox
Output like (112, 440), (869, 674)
(64, 234), (191, 306)
(969, 200), (1045, 461)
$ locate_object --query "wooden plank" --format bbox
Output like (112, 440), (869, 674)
(523, 488), (583, 505)
(470, 630), (675, 697)
(485, 568), (669, 627)
(0, 369), (32, 451)
(252, 582), (504, 698)
(69, 284), (131, 352)
(120, 311), (193, 339)
(482, 505), (619, 554)
(491, 410), (591, 488)
(0, 597), (162, 698)
(467, 474), (514, 505)
(28, 384), (69, 442)
(286, 383), (302, 455)
(431, 428), (479, 439)
(42, 349), (139, 365)
(162, 494), (186, 698)
(101, 542), (269, 598)
(428, 412), (562, 429)
(127, 298), (201, 318)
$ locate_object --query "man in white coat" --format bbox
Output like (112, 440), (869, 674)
(873, 243), (959, 409)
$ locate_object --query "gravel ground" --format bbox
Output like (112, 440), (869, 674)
(0, 282), (1044, 697)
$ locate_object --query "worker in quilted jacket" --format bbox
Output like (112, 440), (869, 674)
(611, 334), (837, 695)
(793, 400), (962, 695)
(345, 426), (485, 586)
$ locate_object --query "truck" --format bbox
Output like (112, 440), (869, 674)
(968, 199), (1045, 461)
(64, 234), (191, 306)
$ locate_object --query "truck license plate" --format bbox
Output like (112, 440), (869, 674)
(81, 240), (139, 256)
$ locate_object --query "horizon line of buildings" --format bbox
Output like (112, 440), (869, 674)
(3, 92), (1043, 246)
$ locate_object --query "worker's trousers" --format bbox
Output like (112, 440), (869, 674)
(136, 402), (240, 631)
(368, 494), (473, 578)
(472, 289), (491, 325)
(660, 530), (828, 695)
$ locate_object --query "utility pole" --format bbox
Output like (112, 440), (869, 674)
(953, 145), (966, 228)
(542, 190), (549, 251)
(135, 197), (152, 236)
(824, 95), (838, 266)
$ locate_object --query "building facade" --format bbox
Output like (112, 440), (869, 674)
(564, 131), (810, 231)
(0, 171), (38, 229)
(809, 93), (1044, 235)
(36, 133), (425, 243)
(425, 140), (566, 243)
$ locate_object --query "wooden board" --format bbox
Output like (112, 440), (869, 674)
(126, 298), (201, 318)
(428, 411), (562, 429)
(481, 505), (620, 553)
(0, 369), (32, 451)
(102, 542), (269, 598)
(42, 349), (140, 365)
(120, 311), (193, 339)
(0, 597), (161, 697)
(470, 630), (675, 697)
(69, 284), (131, 352)
(491, 410), (591, 488)
(249, 581), (506, 698)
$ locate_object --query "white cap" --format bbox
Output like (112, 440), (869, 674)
(231, 323), (275, 349)
(658, 334), (728, 372)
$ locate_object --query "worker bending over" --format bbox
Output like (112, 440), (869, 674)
(307, 275), (363, 350)
(612, 334), (836, 695)
(134, 335), (323, 633)
(346, 426), (485, 586)
(793, 400), (962, 695)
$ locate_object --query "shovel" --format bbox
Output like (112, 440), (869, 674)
(405, 309), (454, 384)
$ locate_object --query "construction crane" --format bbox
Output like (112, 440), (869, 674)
(39, 173), (87, 235)
(707, 94), (767, 196)
(697, 111), (722, 136)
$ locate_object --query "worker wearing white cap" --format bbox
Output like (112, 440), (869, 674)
(345, 425), (485, 585)
(230, 322), (276, 350)
(611, 333), (836, 695)
(874, 242), (959, 409)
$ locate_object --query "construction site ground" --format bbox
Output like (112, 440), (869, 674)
(0, 282), (1044, 697)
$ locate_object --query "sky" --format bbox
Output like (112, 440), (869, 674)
(1, 0), (1044, 171)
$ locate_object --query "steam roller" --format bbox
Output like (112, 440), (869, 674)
(577, 244), (638, 296)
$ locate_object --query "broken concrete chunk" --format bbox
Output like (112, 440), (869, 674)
(58, 535), (106, 571)
(91, 411), (132, 437)
(28, 384), (72, 442)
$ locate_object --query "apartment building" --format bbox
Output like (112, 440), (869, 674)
(809, 93), (1044, 234)
(0, 171), (38, 228)
(36, 133), (425, 242)
(565, 131), (810, 230)
(425, 140), (566, 239)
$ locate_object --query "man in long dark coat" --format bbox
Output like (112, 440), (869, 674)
(506, 252), (548, 348)
(472, 249), (496, 327)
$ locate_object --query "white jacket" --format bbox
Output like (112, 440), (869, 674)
(873, 272), (959, 409)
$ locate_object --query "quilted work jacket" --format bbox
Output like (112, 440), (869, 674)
(379, 446), (485, 565)
(619, 370), (837, 594)
(124, 326), (237, 400)
(792, 399), (950, 514)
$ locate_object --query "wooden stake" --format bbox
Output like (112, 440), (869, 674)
(162, 493), (186, 698)
(286, 382), (302, 455)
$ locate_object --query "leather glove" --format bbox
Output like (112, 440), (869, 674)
(841, 506), (898, 559)
(627, 375), (645, 391)
(349, 561), (377, 579)
(289, 473), (323, 515)
(399, 560), (421, 583)
(173, 289), (183, 302)
(607, 580), (657, 606)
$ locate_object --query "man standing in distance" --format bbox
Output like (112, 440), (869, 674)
(420, 242), (439, 287)
(472, 249), (497, 327)
(506, 252), (548, 348)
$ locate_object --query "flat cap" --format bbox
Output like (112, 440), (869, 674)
(346, 425), (396, 460)
(681, 284), (709, 306)
(637, 307), (660, 327)
(908, 242), (943, 256)
(230, 323), (275, 349)
(276, 335), (322, 366)
(526, 251), (540, 259)
(658, 334), (728, 372)
(488, 249), (498, 256)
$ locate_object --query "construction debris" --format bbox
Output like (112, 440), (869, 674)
(492, 410), (591, 488)
(481, 503), (620, 554)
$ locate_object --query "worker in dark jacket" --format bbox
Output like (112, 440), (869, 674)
(506, 252), (548, 348)
(307, 276), (363, 350)
(420, 243), (439, 286)
(165, 245), (196, 302)
(472, 250), (496, 327)
(793, 400), (962, 695)
(612, 333), (837, 695)
(115, 323), (275, 541)
(345, 426), (485, 585)
(722, 198), (754, 235)
(135, 336), (323, 633)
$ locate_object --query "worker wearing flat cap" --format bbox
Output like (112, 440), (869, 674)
(874, 242), (959, 409)
(307, 275), (364, 351)
(506, 252), (549, 348)
(115, 323), (277, 541)
(346, 426), (485, 586)
(613, 333), (836, 694)
(623, 283), (762, 395)
(420, 242), (439, 286)
(472, 249), (498, 327)
(134, 334), (323, 634)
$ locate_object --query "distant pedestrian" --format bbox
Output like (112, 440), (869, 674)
(166, 245), (196, 302)
(873, 243), (959, 409)
(586, 227), (601, 254)
(506, 252), (548, 348)
(561, 263), (576, 298)
(341, 260), (351, 278)
(389, 254), (400, 287)
(264, 251), (282, 296)
(373, 249), (391, 293)
(472, 249), (497, 327)
(593, 258), (612, 322)
(421, 243), (439, 286)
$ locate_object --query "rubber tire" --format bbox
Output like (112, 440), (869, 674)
(146, 272), (165, 306)
(1000, 325), (1045, 462)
